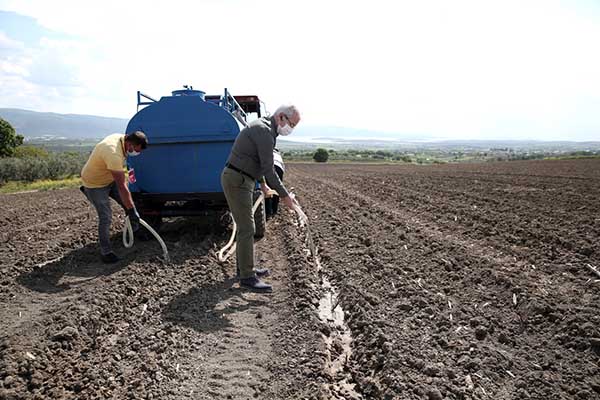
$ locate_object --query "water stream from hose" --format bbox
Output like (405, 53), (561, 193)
(293, 200), (362, 399)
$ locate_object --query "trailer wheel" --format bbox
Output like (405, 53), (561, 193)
(254, 191), (266, 239)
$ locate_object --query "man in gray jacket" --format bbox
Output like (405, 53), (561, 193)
(221, 105), (300, 292)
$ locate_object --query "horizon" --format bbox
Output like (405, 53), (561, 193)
(3, 106), (600, 144)
(1, 1), (600, 141)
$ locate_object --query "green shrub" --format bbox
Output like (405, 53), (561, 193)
(14, 145), (50, 159)
(20, 158), (50, 182)
(0, 158), (19, 184)
(313, 148), (329, 163)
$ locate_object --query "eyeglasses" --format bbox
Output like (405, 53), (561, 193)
(283, 114), (297, 128)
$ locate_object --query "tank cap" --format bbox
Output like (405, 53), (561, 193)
(172, 85), (205, 99)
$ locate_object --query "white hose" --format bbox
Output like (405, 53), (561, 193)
(123, 216), (170, 262)
(217, 191), (311, 262)
(290, 195), (308, 227)
(218, 193), (265, 262)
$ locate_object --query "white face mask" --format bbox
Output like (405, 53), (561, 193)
(128, 150), (140, 157)
(277, 123), (293, 136)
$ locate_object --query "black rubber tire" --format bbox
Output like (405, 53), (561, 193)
(253, 191), (266, 239)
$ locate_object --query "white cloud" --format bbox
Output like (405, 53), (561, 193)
(0, 0), (599, 139)
(26, 38), (85, 87)
(0, 30), (23, 50)
(0, 31), (28, 77)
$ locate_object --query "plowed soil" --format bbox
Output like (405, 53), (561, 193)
(1, 158), (599, 400)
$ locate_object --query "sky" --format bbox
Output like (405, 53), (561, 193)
(0, 0), (599, 141)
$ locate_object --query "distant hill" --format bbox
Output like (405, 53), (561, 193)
(2, 108), (598, 152)
(291, 125), (430, 141)
(0, 107), (422, 142)
(0, 108), (128, 139)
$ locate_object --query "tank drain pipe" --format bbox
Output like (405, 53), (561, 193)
(123, 217), (170, 262)
(218, 193), (265, 262)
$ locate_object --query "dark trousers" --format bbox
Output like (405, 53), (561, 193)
(221, 167), (256, 279)
(265, 166), (284, 218)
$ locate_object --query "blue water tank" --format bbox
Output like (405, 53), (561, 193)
(125, 90), (242, 195)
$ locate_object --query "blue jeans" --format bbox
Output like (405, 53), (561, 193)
(81, 183), (125, 255)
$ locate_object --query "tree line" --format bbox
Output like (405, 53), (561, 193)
(0, 117), (332, 186)
(0, 118), (88, 185)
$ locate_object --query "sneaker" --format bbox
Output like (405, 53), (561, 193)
(100, 252), (119, 264)
(239, 276), (272, 292)
(236, 266), (270, 278)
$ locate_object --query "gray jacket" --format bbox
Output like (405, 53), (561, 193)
(226, 117), (288, 197)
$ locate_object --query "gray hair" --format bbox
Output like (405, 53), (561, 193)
(273, 104), (300, 119)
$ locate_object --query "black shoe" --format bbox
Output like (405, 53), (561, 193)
(101, 252), (119, 264)
(255, 267), (270, 277)
(236, 267), (270, 278)
(239, 276), (272, 292)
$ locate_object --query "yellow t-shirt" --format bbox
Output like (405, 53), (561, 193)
(81, 133), (126, 188)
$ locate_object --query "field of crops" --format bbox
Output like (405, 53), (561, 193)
(1, 159), (599, 399)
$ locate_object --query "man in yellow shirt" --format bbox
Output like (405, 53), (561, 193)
(80, 131), (148, 263)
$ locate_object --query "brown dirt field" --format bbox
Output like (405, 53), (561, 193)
(1, 158), (599, 399)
